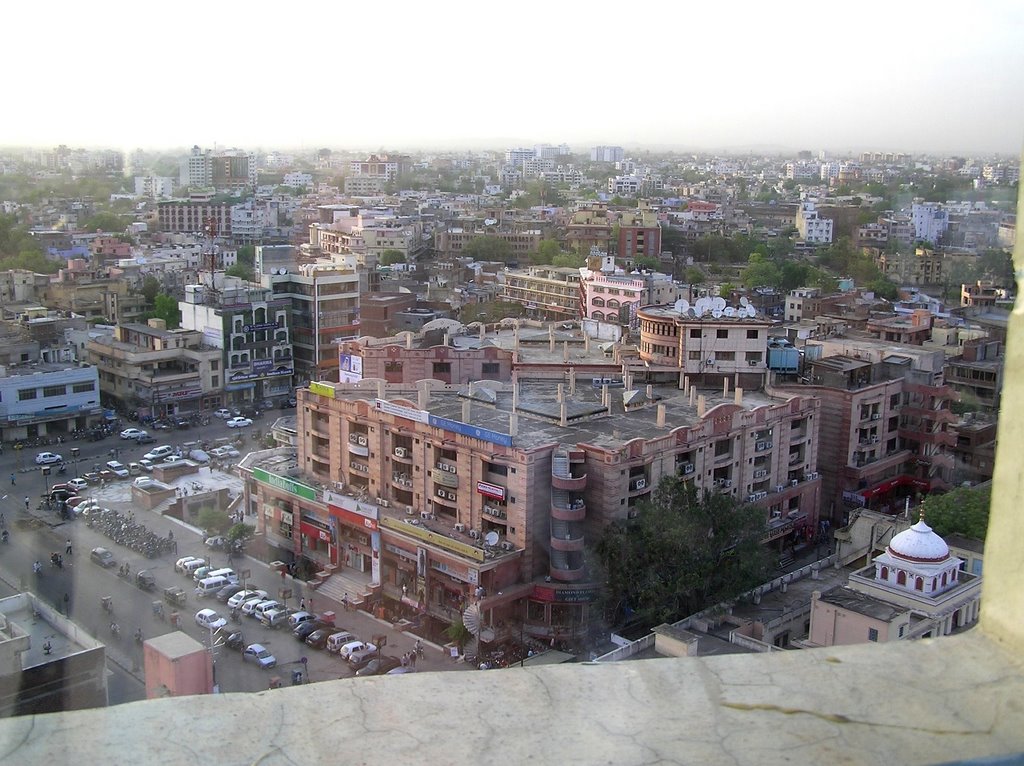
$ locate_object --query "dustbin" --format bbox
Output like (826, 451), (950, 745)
(291, 669), (303, 685)
(320, 610), (335, 626)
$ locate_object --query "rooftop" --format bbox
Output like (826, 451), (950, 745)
(817, 585), (906, 621)
(0, 593), (103, 671)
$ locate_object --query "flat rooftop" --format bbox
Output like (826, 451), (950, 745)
(817, 585), (905, 621)
(0, 593), (103, 669)
(1, 361), (94, 377)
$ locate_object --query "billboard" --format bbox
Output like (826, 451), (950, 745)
(338, 353), (363, 384)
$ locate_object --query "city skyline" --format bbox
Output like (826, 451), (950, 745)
(3, 1), (1022, 155)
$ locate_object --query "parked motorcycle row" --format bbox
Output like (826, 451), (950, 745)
(85, 507), (176, 559)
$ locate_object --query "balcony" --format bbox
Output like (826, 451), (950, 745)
(432, 489), (456, 507)
(391, 473), (413, 489)
(347, 435), (369, 457)
(432, 470), (458, 489)
(548, 563), (585, 582)
(628, 477), (651, 496)
(550, 533), (585, 552)
(391, 446), (413, 463)
(551, 497), (586, 521)
(552, 450), (587, 491)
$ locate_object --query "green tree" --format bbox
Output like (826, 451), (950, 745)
(719, 281), (736, 298)
(633, 255), (660, 271)
(236, 245), (255, 266)
(552, 252), (585, 268)
(140, 275), (161, 304)
(225, 263), (255, 281)
(596, 477), (771, 627)
(867, 277), (899, 300)
(0, 250), (61, 274)
(227, 522), (255, 543)
(683, 266), (705, 285)
(198, 508), (231, 535)
(742, 253), (783, 289)
(380, 249), (405, 266)
(921, 485), (991, 541)
(534, 239), (561, 265)
(460, 301), (528, 324)
(152, 293), (181, 329)
(780, 261), (810, 292)
(81, 212), (125, 233)
(444, 618), (471, 650)
(462, 236), (514, 263)
(977, 249), (1014, 285)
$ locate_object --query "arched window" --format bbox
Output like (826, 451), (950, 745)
(915, 577), (924, 591)
(607, 299), (620, 309)
(254, 308), (267, 324)
(880, 566), (889, 580)
(592, 298), (605, 307)
(897, 570), (907, 586)
(231, 336), (243, 351)
(592, 311), (604, 321)
(941, 572), (948, 586)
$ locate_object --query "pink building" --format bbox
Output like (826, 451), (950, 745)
(144, 631), (213, 698)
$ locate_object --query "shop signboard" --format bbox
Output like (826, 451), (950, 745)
(253, 467), (318, 502)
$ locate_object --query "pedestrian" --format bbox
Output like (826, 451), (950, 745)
(24, 496), (29, 510)
(65, 539), (72, 555)
(401, 653), (408, 667)
(63, 592), (70, 615)
(300, 598), (305, 611)
(409, 650), (417, 668)
(9, 473), (14, 486)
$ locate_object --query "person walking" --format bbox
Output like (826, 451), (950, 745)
(9, 473), (14, 486)
(24, 497), (29, 511)
(65, 539), (72, 556)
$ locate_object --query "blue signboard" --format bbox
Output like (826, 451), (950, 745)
(428, 414), (513, 447)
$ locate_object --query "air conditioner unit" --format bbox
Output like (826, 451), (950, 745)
(771, 510), (782, 519)
(633, 478), (647, 490)
(790, 479), (798, 486)
(757, 491), (769, 500)
(420, 511), (432, 520)
(357, 435), (367, 446)
(469, 529), (480, 539)
(871, 414), (881, 420)
(394, 447), (407, 458)
(455, 523), (466, 533)
(723, 479), (732, 488)
(377, 498), (390, 508)
(809, 472), (819, 480)
(871, 436), (880, 443)
(333, 482), (344, 490)
(405, 506), (415, 516)
(748, 494), (759, 503)
(749, 360), (759, 366)
(776, 485), (785, 493)
(500, 541), (514, 551)
(766, 442), (773, 449)
(682, 462), (694, 474)
(756, 441), (766, 450)
(754, 469), (768, 478)
(437, 489), (446, 498)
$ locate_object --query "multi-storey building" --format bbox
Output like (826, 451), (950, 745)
(565, 205), (614, 254)
(0, 362), (102, 442)
(337, 334), (514, 386)
(866, 309), (934, 345)
(773, 338), (954, 525)
(911, 202), (949, 244)
(86, 320), (222, 416)
(795, 201), (833, 244)
(617, 208), (662, 261)
(349, 154), (409, 181)
(945, 338), (1003, 411)
(157, 200), (232, 236)
(343, 176), (387, 195)
(502, 267), (582, 318)
(580, 266), (684, 325)
(180, 146), (256, 191)
(178, 279), (294, 407)
(873, 246), (946, 286)
(134, 176), (175, 199)
(272, 375), (821, 643)
(636, 303), (773, 389)
(434, 227), (541, 261)
(590, 146), (624, 163)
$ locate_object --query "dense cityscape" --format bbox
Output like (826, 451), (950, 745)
(0, 139), (1013, 711)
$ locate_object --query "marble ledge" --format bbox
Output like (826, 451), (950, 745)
(1, 630), (1023, 766)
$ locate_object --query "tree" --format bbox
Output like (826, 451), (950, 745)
(140, 276), (160, 304)
(0, 249), (61, 274)
(867, 277), (899, 300)
(552, 252), (585, 268)
(462, 236), (513, 263)
(719, 281), (736, 298)
(380, 249), (405, 266)
(81, 212), (125, 233)
(921, 485), (991, 541)
(534, 239), (561, 265)
(742, 253), (782, 289)
(227, 522), (255, 543)
(444, 618), (471, 651)
(977, 249), (1014, 285)
(460, 301), (528, 324)
(236, 245), (255, 266)
(152, 293), (180, 329)
(225, 263), (255, 281)
(596, 477), (771, 627)
(198, 508), (231, 535)
(683, 266), (705, 285)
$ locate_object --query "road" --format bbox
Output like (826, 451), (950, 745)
(0, 414), (467, 702)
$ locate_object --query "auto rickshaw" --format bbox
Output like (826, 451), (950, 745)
(136, 570), (156, 591)
(163, 585), (187, 606)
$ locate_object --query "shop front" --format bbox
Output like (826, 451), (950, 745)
(524, 584), (601, 643)
(326, 492), (381, 587)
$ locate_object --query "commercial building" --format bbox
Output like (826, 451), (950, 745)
(180, 146), (256, 191)
(795, 201), (833, 244)
(157, 200), (232, 236)
(501, 267), (582, 319)
(348, 154), (409, 181)
(617, 207), (662, 262)
(134, 176), (175, 199)
(0, 361), (101, 441)
(86, 320), (222, 416)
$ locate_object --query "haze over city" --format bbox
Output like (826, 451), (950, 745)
(3, 0), (1022, 154)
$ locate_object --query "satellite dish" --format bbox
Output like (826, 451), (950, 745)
(484, 531), (500, 547)
(712, 309), (723, 319)
(740, 297), (749, 307)
(694, 298), (709, 316)
(724, 307), (736, 317)
(674, 298), (689, 314)
(712, 296), (727, 311)
(747, 305), (757, 317)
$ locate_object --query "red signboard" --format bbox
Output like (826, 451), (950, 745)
(476, 481), (506, 501)
(299, 521), (331, 542)
(328, 504), (379, 531)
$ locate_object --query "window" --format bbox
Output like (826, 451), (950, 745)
(717, 329), (728, 339)
(43, 385), (66, 398)
(482, 363), (500, 375)
(716, 351), (735, 361)
(688, 351), (701, 360)
(899, 625), (906, 637)
(72, 382), (95, 393)
(745, 351), (762, 362)
(211, 376), (219, 388)
(18, 389), (37, 401)
(868, 628), (879, 642)
(211, 360), (219, 371)
(432, 362), (451, 374)
(690, 329), (700, 338)
(747, 329), (760, 339)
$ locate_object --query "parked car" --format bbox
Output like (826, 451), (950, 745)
(174, 417), (191, 430)
(162, 456), (189, 468)
(226, 417), (253, 428)
(213, 408), (232, 419)
(243, 643), (277, 669)
(195, 608), (227, 630)
(105, 461), (129, 478)
(136, 434), (156, 445)
(347, 645), (381, 669)
(215, 583), (245, 602)
(287, 611), (315, 629)
(260, 608), (293, 629)
(305, 628), (334, 650)
(294, 621), (325, 642)
(385, 666), (417, 675)
(356, 656), (402, 677)
(326, 632), (358, 654)
(189, 449), (211, 464)
(127, 462), (144, 475)
(144, 445), (174, 461)
(241, 597), (272, 617)
(181, 558), (207, 576)
(138, 459), (155, 472)
(210, 446), (240, 459)
(120, 428), (148, 440)
(228, 589), (268, 610)
(81, 471), (102, 484)
(90, 547), (116, 568)
(225, 631), (245, 650)
(204, 535), (228, 550)
(175, 556), (201, 574)
(339, 640), (375, 661)
(192, 566), (214, 582)
(36, 452), (63, 465)
(252, 600), (282, 621)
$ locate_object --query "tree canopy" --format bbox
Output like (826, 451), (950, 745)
(236, 245), (255, 266)
(459, 301), (527, 324)
(81, 212), (126, 233)
(380, 249), (405, 266)
(920, 485), (991, 541)
(533, 239), (562, 265)
(462, 236), (513, 263)
(225, 263), (255, 281)
(596, 477), (771, 627)
(151, 293), (180, 329)
(139, 275), (161, 304)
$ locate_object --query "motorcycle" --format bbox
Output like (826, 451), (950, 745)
(230, 608), (240, 623)
(101, 596), (113, 614)
(134, 629), (143, 645)
(57, 464), (67, 475)
(110, 622), (120, 638)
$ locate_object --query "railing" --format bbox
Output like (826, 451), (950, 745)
(593, 633), (656, 663)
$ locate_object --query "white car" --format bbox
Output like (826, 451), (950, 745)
(36, 452), (63, 465)
(210, 446), (241, 459)
(144, 445), (174, 461)
(240, 597), (272, 617)
(226, 417), (253, 428)
(67, 478), (89, 492)
(162, 456), (188, 468)
(133, 476), (155, 488)
(138, 459), (155, 472)
(120, 428), (148, 440)
(175, 556), (201, 573)
(228, 589), (268, 610)
(105, 460), (129, 478)
(339, 640), (376, 661)
(213, 408), (232, 419)
(195, 608), (227, 630)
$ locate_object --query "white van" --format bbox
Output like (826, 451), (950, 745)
(326, 631), (357, 654)
(182, 558), (207, 576)
(253, 600), (282, 620)
(195, 575), (228, 598)
(205, 568), (238, 584)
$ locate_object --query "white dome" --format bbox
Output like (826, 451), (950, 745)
(886, 518), (950, 563)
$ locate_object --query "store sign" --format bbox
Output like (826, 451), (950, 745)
(252, 358), (275, 374)
(429, 414), (512, 447)
(252, 467), (318, 502)
(229, 366), (293, 383)
(532, 585), (600, 603)
(374, 399), (429, 424)
(309, 381), (335, 399)
(476, 481), (507, 501)
(243, 321), (280, 333)
(380, 516), (485, 562)
(328, 503), (379, 531)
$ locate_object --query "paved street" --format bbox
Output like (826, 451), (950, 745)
(0, 417), (467, 702)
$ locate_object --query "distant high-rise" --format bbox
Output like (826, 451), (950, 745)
(180, 145), (256, 191)
(590, 145), (624, 163)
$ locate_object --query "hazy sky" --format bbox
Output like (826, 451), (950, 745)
(3, 1), (1022, 155)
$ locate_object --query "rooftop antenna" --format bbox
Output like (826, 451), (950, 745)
(202, 216), (222, 300)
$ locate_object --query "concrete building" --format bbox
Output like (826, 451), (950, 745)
(795, 201), (833, 244)
(434, 227), (542, 262)
(180, 146), (256, 191)
(806, 515), (981, 646)
(337, 332), (514, 386)
(343, 176), (387, 195)
(565, 205), (614, 255)
(134, 176), (175, 199)
(866, 309), (934, 345)
(178, 279), (294, 407)
(358, 293), (417, 338)
(590, 146), (624, 163)
(0, 361), (101, 441)
(873, 246), (946, 286)
(580, 258), (685, 325)
(86, 320), (223, 416)
(617, 208), (662, 262)
(502, 267), (582, 319)
(945, 338), (1003, 411)
(349, 154), (409, 181)
(143, 631), (212, 699)
(911, 202), (950, 244)
(157, 200), (232, 236)
(0, 593), (107, 716)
